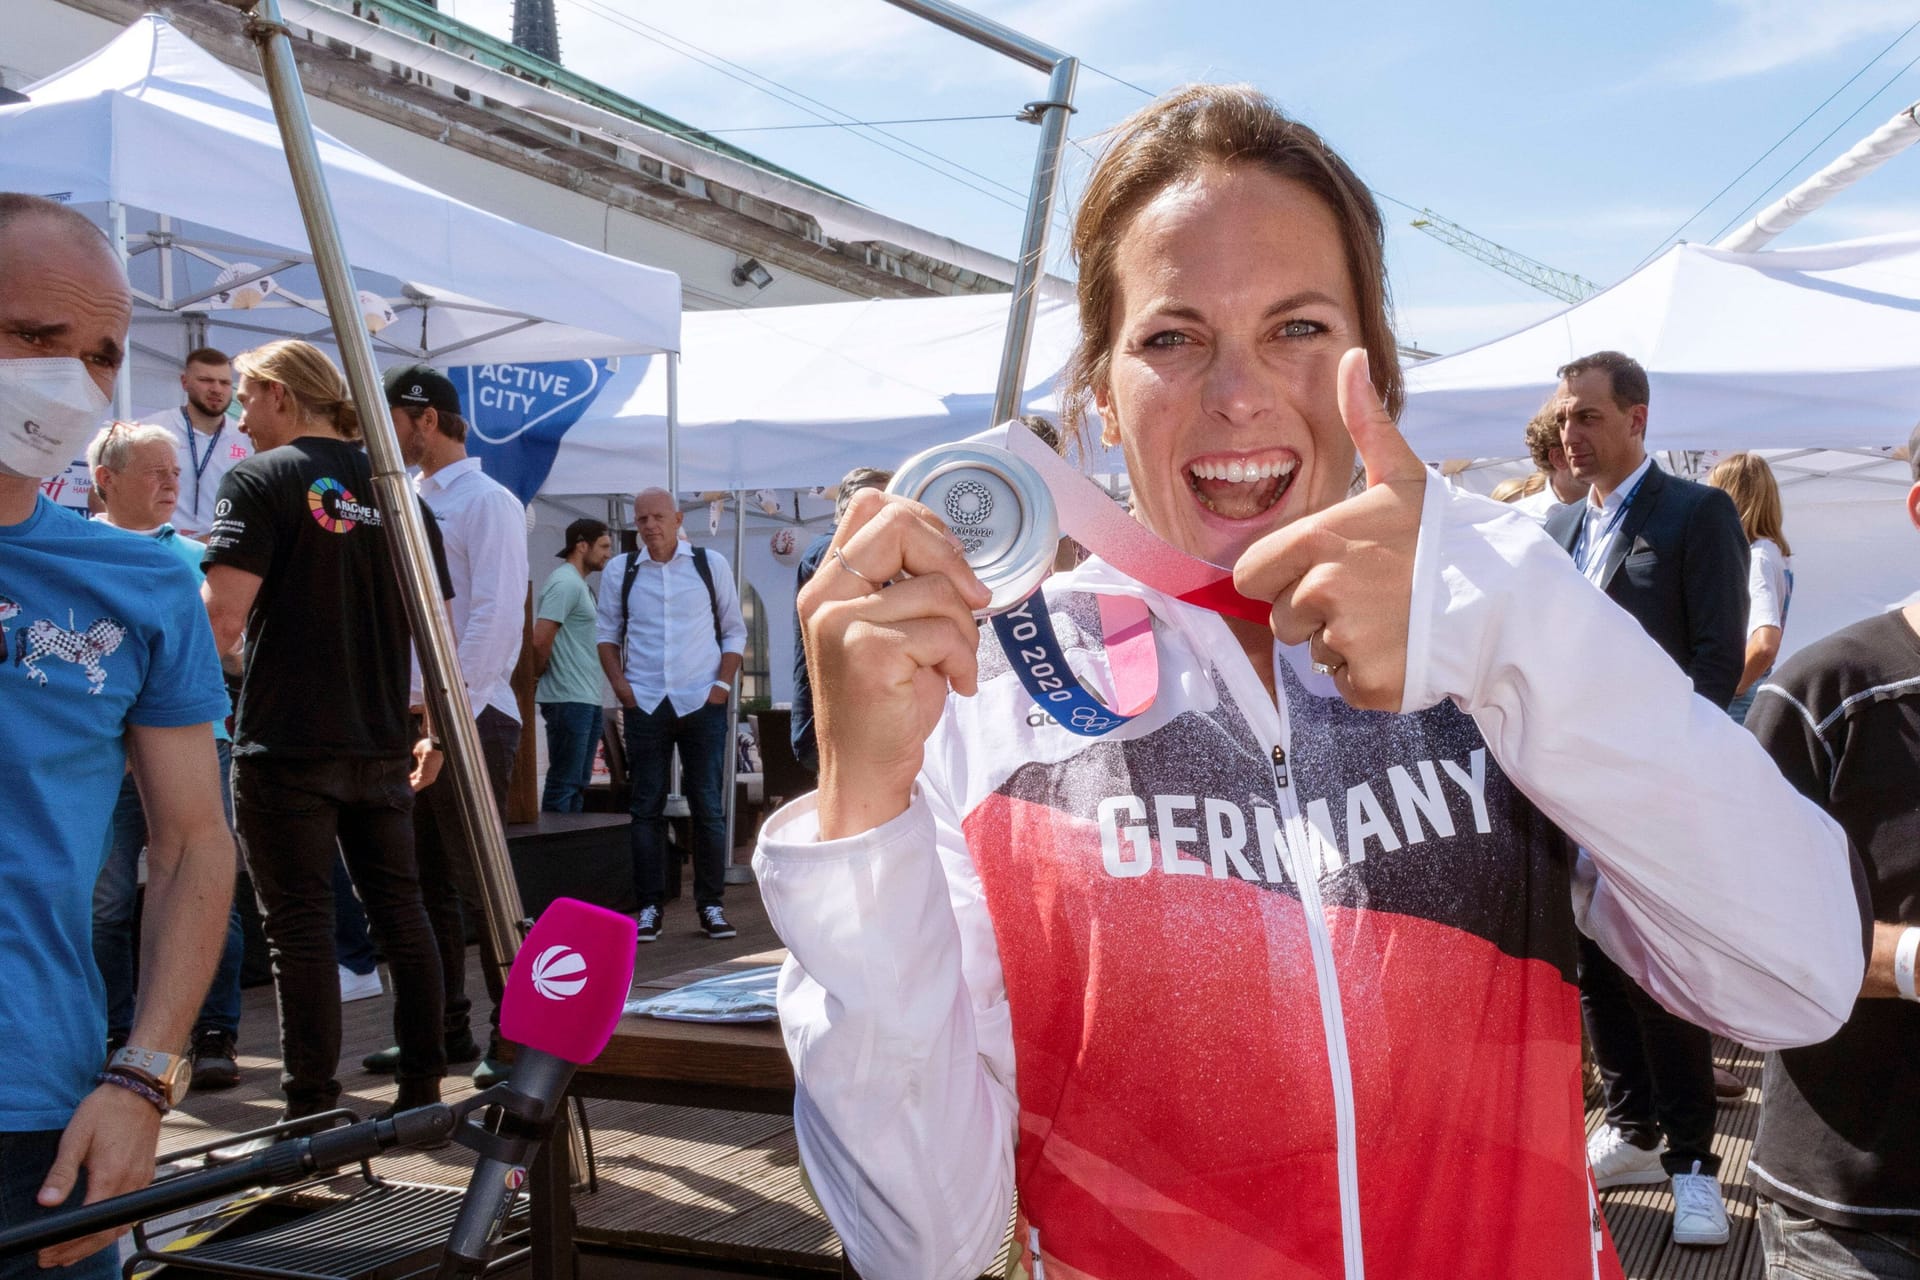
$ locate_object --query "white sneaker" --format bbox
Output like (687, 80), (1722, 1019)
(338, 964), (384, 1003)
(1670, 1162), (1730, 1246)
(1586, 1125), (1667, 1189)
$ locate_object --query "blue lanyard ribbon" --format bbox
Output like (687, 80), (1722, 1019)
(1572, 468), (1650, 574)
(991, 593), (1139, 737)
(183, 409), (224, 515)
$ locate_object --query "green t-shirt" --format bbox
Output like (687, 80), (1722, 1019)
(535, 563), (602, 706)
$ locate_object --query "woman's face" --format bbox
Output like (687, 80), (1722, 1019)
(1095, 163), (1364, 567)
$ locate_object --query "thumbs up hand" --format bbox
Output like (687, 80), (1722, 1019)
(1232, 347), (1429, 712)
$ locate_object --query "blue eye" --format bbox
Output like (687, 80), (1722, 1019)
(1144, 331), (1191, 348)
(1279, 319), (1324, 338)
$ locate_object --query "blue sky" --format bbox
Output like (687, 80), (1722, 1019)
(441, 0), (1920, 355)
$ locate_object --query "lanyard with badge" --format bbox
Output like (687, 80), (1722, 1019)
(885, 427), (1272, 737)
(1571, 467), (1650, 574)
(182, 407), (226, 518)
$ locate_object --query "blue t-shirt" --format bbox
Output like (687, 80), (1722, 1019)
(0, 497), (228, 1129)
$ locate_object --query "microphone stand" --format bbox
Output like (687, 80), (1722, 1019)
(0, 1105), (459, 1259)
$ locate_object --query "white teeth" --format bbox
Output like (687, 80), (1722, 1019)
(1188, 458), (1297, 482)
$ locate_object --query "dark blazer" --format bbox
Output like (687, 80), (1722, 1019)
(1545, 464), (1750, 709)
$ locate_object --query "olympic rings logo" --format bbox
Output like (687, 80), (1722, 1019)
(1067, 705), (1118, 732)
(944, 479), (994, 526)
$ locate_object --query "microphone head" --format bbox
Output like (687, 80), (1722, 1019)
(501, 898), (637, 1064)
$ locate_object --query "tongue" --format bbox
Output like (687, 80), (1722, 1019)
(1195, 474), (1282, 520)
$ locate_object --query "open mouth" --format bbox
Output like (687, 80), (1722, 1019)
(1185, 454), (1298, 521)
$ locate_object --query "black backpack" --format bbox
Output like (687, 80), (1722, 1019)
(618, 543), (722, 651)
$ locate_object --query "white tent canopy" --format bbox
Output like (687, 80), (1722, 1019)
(1401, 230), (1920, 662)
(1400, 231), (1920, 456)
(0, 14), (682, 397)
(468, 291), (1093, 498)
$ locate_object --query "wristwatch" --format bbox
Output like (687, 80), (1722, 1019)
(106, 1046), (192, 1109)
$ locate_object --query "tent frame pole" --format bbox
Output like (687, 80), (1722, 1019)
(107, 200), (133, 419)
(223, 0), (527, 1014)
(666, 352), (680, 497)
(721, 490), (747, 882)
(880, 0), (1076, 425)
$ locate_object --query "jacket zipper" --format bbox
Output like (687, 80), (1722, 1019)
(1270, 691), (1365, 1280)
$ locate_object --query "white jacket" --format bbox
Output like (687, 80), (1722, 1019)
(754, 472), (1862, 1280)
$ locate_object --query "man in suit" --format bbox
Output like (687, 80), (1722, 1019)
(1544, 350), (1750, 1247)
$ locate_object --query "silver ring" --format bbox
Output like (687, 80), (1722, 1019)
(1311, 660), (1337, 676)
(830, 546), (880, 588)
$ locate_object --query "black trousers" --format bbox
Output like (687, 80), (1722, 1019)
(234, 755), (446, 1114)
(1578, 934), (1720, 1175)
(413, 705), (520, 1045)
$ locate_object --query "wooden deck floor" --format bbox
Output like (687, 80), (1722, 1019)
(157, 882), (1763, 1278)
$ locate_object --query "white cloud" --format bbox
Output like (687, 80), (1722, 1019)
(1658, 0), (1916, 82)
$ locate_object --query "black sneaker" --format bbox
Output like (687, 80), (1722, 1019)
(700, 905), (736, 940)
(636, 904), (662, 943)
(190, 1027), (240, 1091)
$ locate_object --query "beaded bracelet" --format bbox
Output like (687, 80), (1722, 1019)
(96, 1069), (168, 1115)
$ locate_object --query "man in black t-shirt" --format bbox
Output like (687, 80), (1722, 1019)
(203, 339), (454, 1119)
(1742, 429), (1918, 1277)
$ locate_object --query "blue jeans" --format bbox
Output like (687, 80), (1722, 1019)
(0, 1130), (116, 1280)
(1760, 1197), (1920, 1279)
(623, 699), (728, 910)
(540, 701), (603, 813)
(91, 739), (245, 1041)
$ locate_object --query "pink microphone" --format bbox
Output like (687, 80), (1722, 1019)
(442, 898), (637, 1276)
(501, 897), (637, 1062)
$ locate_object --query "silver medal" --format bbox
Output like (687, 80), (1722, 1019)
(887, 442), (1059, 616)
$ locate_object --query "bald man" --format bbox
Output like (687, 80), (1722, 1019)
(596, 488), (746, 943)
(0, 193), (233, 1276)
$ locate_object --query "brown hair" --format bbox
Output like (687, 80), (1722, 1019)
(233, 339), (360, 438)
(1523, 397), (1563, 471)
(184, 346), (231, 369)
(1705, 451), (1791, 556)
(1061, 84), (1402, 438)
(1557, 350), (1650, 410)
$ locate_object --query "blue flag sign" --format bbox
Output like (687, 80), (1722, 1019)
(452, 357), (638, 503)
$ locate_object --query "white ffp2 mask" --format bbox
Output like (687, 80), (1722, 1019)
(0, 357), (112, 481)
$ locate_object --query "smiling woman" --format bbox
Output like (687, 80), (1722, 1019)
(755, 84), (1867, 1280)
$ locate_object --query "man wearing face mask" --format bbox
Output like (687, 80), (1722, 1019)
(0, 193), (234, 1277)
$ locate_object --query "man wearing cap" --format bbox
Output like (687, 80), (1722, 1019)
(361, 365), (528, 1088)
(533, 518), (614, 813)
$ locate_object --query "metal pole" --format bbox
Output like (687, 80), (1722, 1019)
(992, 54), (1076, 425)
(878, 0), (1076, 425)
(665, 351), (680, 498)
(1717, 102), (1920, 252)
(226, 0), (525, 985)
(107, 200), (133, 418)
(721, 492), (744, 879)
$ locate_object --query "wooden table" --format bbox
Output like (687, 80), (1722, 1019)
(530, 951), (798, 1280)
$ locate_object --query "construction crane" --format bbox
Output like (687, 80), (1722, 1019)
(1409, 209), (1600, 304)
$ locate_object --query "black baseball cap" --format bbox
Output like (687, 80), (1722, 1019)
(384, 364), (462, 417)
(559, 517), (610, 557)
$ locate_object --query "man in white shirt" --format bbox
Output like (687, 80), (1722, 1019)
(141, 348), (247, 538)
(1512, 398), (1584, 521)
(360, 365), (528, 1087)
(596, 488), (746, 943)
